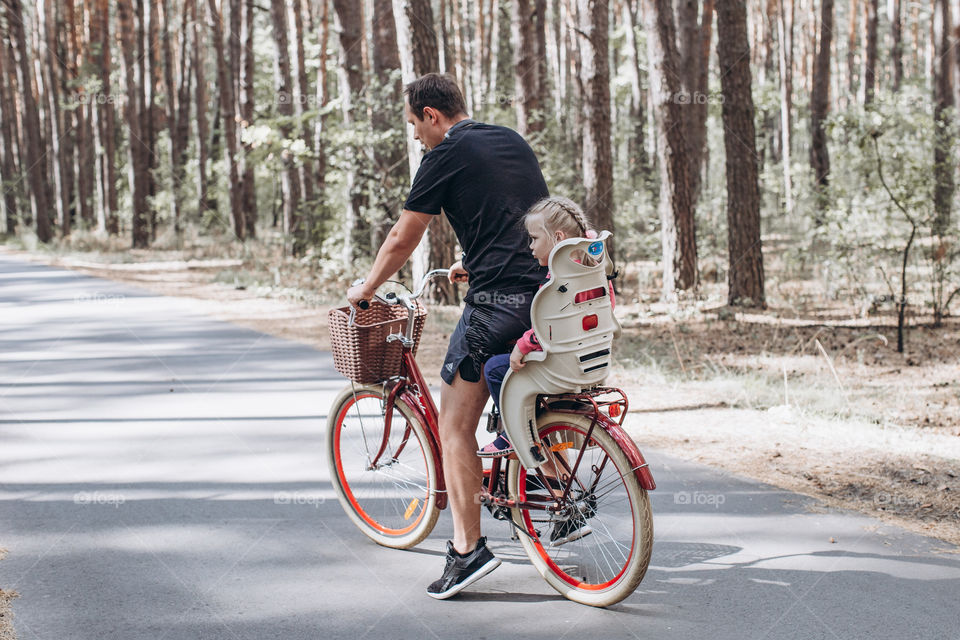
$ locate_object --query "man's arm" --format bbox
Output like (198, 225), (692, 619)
(346, 210), (433, 307)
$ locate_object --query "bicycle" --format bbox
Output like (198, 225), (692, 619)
(326, 269), (656, 607)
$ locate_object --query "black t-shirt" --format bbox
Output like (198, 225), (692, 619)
(403, 120), (548, 300)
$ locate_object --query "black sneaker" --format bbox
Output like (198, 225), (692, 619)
(549, 514), (593, 547)
(426, 537), (501, 600)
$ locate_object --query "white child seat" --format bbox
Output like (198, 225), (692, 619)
(499, 231), (621, 470)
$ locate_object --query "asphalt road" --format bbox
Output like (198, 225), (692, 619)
(1, 249), (958, 640)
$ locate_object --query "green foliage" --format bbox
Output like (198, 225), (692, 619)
(809, 86), (959, 314)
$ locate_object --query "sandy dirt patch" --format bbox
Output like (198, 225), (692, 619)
(0, 549), (16, 640)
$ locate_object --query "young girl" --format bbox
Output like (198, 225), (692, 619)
(478, 196), (615, 458)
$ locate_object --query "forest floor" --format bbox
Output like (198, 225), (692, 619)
(6, 238), (959, 550)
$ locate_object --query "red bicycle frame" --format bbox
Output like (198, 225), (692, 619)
(372, 349), (449, 510)
(372, 343), (656, 515)
(478, 387), (656, 515)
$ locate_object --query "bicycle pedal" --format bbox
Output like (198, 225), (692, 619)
(485, 408), (500, 434)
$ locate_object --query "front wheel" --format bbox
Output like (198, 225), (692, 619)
(507, 411), (653, 607)
(326, 384), (440, 549)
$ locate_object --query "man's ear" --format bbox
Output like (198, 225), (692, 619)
(422, 106), (438, 124)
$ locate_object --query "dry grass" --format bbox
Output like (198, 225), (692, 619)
(610, 302), (960, 546)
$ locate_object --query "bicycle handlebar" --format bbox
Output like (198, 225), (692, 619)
(349, 269), (452, 328)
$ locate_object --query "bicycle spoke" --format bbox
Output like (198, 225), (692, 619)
(511, 416), (652, 604)
(332, 392), (434, 535)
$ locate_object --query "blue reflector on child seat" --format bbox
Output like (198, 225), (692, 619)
(582, 314), (599, 331)
(588, 241), (603, 257)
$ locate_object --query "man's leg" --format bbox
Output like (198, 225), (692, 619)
(438, 371), (489, 554)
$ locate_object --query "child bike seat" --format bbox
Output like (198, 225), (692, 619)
(499, 231), (621, 469)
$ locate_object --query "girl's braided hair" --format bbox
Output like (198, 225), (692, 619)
(524, 196), (592, 239)
(524, 196), (598, 265)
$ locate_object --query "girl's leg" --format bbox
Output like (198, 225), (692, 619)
(483, 353), (512, 413)
(478, 354), (515, 457)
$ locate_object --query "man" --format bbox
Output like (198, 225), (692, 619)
(346, 73), (548, 599)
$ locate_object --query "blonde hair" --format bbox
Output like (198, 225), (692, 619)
(524, 196), (592, 239)
(524, 196), (597, 266)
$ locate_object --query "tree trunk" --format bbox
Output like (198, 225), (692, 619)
(577, 0), (614, 251)
(240, 0), (257, 237)
(0, 6), (18, 198)
(403, 0), (440, 77)
(292, 0), (315, 210)
(863, 0), (878, 104)
(513, 0), (543, 134)
(624, 0), (652, 191)
(6, 0), (53, 241)
(933, 0), (954, 238)
(229, 0), (242, 117)
(777, 0), (793, 214)
(40, 0), (67, 235)
(535, 0), (547, 106)
(271, 0), (301, 251)
(162, 0), (179, 238)
(910, 1), (919, 77)
(890, 0), (902, 92)
(677, 0), (713, 205)
(644, 0), (698, 298)
(70, 0), (95, 232)
(393, 0), (458, 302)
(194, 0), (214, 219)
(716, 0), (765, 307)
(847, 0), (857, 98)
(332, 0), (367, 261)
(117, 0), (150, 247)
(145, 0), (161, 240)
(810, 0), (833, 217)
(488, 0), (500, 100)
(209, 0), (245, 240)
(548, 0), (563, 121)
(483, 0), (496, 103)
(228, 0), (256, 236)
(457, 0), (475, 112)
(170, 0), (194, 241)
(566, 0), (583, 170)
(0, 4), (18, 234)
(451, 0), (465, 86)
(372, 0), (403, 250)
(90, 0), (118, 234)
(61, 0), (80, 234)
(314, 0), (330, 229)
(472, 0), (485, 113)
(439, 0), (450, 72)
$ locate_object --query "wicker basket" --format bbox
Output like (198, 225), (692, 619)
(328, 300), (427, 383)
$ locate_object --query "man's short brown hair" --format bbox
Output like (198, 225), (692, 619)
(404, 73), (468, 120)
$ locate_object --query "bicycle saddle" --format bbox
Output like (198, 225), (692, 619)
(499, 231), (621, 469)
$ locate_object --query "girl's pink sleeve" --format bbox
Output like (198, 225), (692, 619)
(609, 282), (616, 309)
(516, 327), (542, 354)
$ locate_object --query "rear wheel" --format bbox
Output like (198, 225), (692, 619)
(326, 384), (440, 548)
(507, 412), (653, 607)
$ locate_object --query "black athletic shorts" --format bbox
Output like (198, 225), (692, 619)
(441, 289), (536, 385)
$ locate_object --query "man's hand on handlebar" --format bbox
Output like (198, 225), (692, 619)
(347, 280), (377, 310)
(347, 269), (450, 310)
(448, 260), (469, 284)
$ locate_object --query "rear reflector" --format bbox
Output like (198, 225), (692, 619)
(582, 314), (599, 330)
